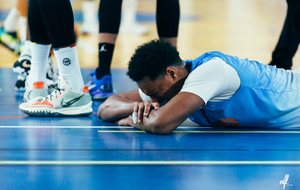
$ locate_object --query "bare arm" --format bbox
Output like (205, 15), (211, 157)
(129, 92), (205, 135)
(97, 89), (142, 122)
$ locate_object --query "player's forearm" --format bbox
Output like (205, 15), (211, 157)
(97, 95), (138, 122)
(138, 110), (180, 135)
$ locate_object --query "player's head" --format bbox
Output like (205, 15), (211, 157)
(127, 39), (183, 82)
(127, 40), (185, 103)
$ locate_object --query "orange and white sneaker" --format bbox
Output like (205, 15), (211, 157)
(19, 76), (93, 117)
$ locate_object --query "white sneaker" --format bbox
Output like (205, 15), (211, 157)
(19, 76), (93, 117)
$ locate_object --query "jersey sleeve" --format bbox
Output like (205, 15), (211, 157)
(180, 57), (229, 104)
(138, 88), (152, 102)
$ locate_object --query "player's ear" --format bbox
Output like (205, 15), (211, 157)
(166, 66), (177, 79)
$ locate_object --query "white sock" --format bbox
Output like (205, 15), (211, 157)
(53, 45), (84, 93)
(18, 16), (27, 42)
(3, 7), (20, 33)
(27, 43), (51, 88)
(122, 0), (138, 25)
(82, 1), (98, 25)
(18, 40), (32, 62)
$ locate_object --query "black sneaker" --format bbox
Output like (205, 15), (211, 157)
(13, 55), (31, 76)
(13, 57), (59, 92)
(15, 74), (26, 91)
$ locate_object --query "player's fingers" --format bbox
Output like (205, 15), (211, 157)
(143, 102), (152, 117)
(138, 102), (145, 123)
(129, 115), (142, 130)
(132, 103), (139, 124)
(152, 102), (160, 109)
(133, 103), (138, 112)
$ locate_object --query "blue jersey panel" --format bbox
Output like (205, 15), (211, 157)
(187, 51), (300, 128)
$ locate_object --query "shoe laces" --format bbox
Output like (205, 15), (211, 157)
(41, 88), (65, 102)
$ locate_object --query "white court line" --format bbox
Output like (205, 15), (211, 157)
(0, 160), (300, 165)
(0, 126), (209, 129)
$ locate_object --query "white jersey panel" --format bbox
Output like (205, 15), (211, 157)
(139, 88), (152, 102)
(180, 57), (241, 104)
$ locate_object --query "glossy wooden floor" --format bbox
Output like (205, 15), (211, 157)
(1, 1), (300, 190)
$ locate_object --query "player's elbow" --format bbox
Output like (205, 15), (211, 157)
(97, 103), (108, 120)
(149, 120), (175, 135)
(97, 98), (114, 122)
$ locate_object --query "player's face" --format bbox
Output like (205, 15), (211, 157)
(137, 76), (177, 103)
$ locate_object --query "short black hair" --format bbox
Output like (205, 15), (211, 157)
(127, 39), (183, 82)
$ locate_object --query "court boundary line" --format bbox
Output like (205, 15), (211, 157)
(0, 160), (300, 165)
(0, 126), (209, 129)
(0, 126), (299, 134)
(96, 130), (300, 134)
(0, 116), (28, 119)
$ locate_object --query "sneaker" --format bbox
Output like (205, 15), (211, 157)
(23, 80), (49, 103)
(13, 56), (59, 92)
(45, 57), (59, 92)
(46, 57), (59, 83)
(15, 74), (26, 91)
(87, 74), (114, 100)
(0, 26), (19, 52)
(19, 76), (93, 117)
(13, 55), (31, 77)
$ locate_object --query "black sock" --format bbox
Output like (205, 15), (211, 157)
(96, 43), (115, 79)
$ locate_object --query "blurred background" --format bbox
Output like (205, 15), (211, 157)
(0, 0), (299, 70)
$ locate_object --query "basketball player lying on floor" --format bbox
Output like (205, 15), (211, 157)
(98, 40), (300, 135)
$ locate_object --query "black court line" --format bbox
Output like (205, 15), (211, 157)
(256, 149), (300, 151)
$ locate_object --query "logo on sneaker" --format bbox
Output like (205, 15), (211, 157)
(61, 94), (85, 107)
(100, 83), (112, 92)
(100, 45), (107, 52)
(22, 60), (31, 68)
(62, 58), (71, 66)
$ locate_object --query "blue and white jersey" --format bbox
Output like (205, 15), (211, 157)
(187, 51), (300, 128)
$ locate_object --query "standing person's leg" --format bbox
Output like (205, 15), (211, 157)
(35, 0), (83, 93)
(81, 0), (98, 35)
(156, 0), (180, 47)
(24, 0), (51, 102)
(12, 0), (32, 91)
(88, 0), (122, 100)
(269, 0), (300, 70)
(119, 0), (149, 35)
(13, 0), (59, 91)
(20, 0), (92, 117)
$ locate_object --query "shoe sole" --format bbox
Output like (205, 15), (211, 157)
(15, 87), (26, 91)
(92, 96), (111, 100)
(13, 66), (27, 75)
(91, 92), (114, 100)
(20, 102), (93, 117)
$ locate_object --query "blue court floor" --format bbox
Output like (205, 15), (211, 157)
(1, 68), (300, 190)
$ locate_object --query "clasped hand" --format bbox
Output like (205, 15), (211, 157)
(117, 101), (160, 130)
